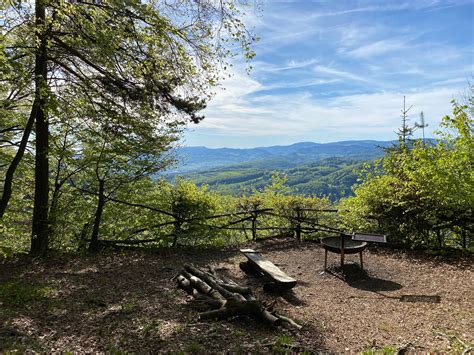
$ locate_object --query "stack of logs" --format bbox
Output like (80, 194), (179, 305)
(175, 264), (302, 330)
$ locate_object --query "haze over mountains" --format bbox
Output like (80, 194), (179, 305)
(166, 140), (395, 200)
(173, 140), (393, 173)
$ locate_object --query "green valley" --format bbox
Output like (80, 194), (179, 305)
(170, 157), (368, 200)
(167, 140), (392, 199)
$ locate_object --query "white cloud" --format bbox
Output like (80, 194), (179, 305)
(184, 1), (473, 147)
(209, 68), (262, 106)
(200, 65), (462, 143)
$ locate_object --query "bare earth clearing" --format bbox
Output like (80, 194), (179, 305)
(1, 237), (473, 353)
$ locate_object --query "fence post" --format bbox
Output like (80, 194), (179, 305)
(172, 216), (182, 247)
(295, 207), (302, 241)
(251, 206), (257, 240)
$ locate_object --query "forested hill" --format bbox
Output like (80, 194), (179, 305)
(172, 140), (393, 173)
(167, 140), (394, 200)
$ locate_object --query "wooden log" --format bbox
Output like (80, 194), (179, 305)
(275, 313), (303, 330)
(182, 271), (226, 303)
(207, 265), (254, 298)
(231, 293), (247, 302)
(176, 275), (193, 295)
(224, 299), (281, 326)
(188, 294), (223, 311)
(184, 264), (238, 300)
(199, 308), (234, 320)
(219, 282), (252, 295)
(207, 266), (223, 282)
(244, 293), (257, 301)
(176, 264), (300, 330)
(261, 309), (281, 326)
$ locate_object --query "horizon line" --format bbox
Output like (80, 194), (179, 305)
(178, 137), (437, 150)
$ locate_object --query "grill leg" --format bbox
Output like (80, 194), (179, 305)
(359, 251), (364, 270)
(340, 233), (345, 268)
(324, 249), (328, 270)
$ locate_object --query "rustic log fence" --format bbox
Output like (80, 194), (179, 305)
(98, 199), (340, 247)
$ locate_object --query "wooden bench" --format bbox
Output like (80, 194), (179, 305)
(239, 249), (297, 290)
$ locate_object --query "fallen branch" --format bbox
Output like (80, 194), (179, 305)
(274, 313), (303, 330)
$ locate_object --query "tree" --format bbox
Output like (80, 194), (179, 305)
(415, 111), (428, 144)
(396, 96), (415, 148)
(340, 96), (473, 249)
(1, 0), (255, 254)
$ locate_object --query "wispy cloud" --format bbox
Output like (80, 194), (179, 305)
(200, 65), (462, 139)
(313, 65), (371, 83)
(343, 39), (410, 58)
(184, 0), (473, 148)
(253, 58), (319, 73)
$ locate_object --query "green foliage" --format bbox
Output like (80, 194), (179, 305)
(235, 173), (336, 240)
(270, 334), (306, 354)
(0, 158), (34, 256)
(340, 98), (473, 249)
(360, 346), (396, 355)
(177, 157), (365, 201)
(161, 178), (222, 246)
(0, 280), (52, 307)
(0, 0), (256, 253)
(184, 342), (203, 354)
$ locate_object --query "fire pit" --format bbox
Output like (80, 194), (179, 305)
(321, 235), (367, 269)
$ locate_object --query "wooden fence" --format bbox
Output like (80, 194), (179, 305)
(98, 198), (341, 247)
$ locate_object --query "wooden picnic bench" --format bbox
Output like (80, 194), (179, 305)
(239, 249), (297, 291)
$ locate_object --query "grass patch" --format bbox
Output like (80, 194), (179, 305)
(141, 319), (163, 337)
(0, 280), (52, 307)
(361, 346), (396, 355)
(120, 300), (137, 314)
(184, 342), (203, 353)
(234, 329), (246, 337)
(436, 330), (473, 353)
(0, 334), (43, 353)
(271, 334), (296, 354)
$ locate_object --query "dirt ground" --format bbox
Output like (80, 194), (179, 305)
(0, 237), (473, 353)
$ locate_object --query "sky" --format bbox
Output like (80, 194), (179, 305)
(183, 0), (474, 148)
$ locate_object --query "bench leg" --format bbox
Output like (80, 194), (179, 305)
(240, 261), (258, 275)
(340, 249), (345, 268)
(324, 249), (328, 270)
(359, 251), (364, 270)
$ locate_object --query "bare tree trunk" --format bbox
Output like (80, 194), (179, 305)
(48, 180), (62, 238)
(89, 179), (105, 252)
(31, 0), (50, 256)
(0, 103), (37, 219)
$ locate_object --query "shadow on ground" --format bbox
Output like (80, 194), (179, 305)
(326, 264), (403, 292)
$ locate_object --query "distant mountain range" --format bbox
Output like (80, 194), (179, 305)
(172, 140), (394, 173)
(163, 140), (396, 200)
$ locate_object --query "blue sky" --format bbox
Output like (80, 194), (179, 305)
(184, 0), (473, 148)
